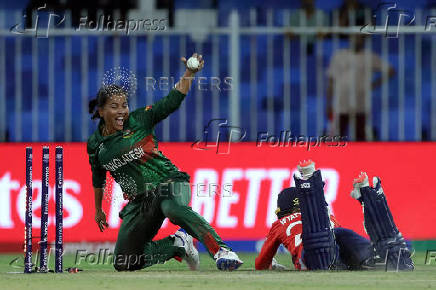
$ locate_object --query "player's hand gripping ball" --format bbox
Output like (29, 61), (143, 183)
(181, 53), (204, 73)
(187, 57), (199, 70)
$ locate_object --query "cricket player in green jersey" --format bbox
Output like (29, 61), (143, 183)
(87, 53), (243, 271)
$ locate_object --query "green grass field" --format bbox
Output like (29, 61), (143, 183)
(1, 252), (435, 290)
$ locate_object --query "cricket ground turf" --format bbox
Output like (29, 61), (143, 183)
(1, 252), (435, 290)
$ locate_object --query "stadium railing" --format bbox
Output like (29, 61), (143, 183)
(0, 8), (434, 142)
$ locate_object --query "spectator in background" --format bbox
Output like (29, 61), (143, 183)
(0, 130), (9, 142)
(287, 0), (329, 55)
(156, 0), (175, 27)
(326, 35), (395, 141)
(339, 0), (366, 27)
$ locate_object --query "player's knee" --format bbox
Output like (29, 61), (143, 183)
(113, 253), (144, 271)
(114, 261), (128, 272)
(113, 253), (127, 271)
(114, 262), (128, 272)
(161, 201), (184, 221)
(113, 263), (142, 272)
(161, 203), (174, 219)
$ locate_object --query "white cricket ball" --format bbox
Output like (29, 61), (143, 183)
(187, 57), (200, 70)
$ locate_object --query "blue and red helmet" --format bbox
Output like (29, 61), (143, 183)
(275, 187), (300, 218)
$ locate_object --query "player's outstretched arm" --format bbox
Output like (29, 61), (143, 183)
(148, 53), (204, 125)
(175, 53), (204, 95)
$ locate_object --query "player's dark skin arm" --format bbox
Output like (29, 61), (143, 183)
(175, 53), (204, 94)
(175, 70), (195, 94)
(94, 187), (109, 232)
(148, 53), (204, 126)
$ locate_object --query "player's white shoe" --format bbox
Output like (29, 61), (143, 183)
(214, 248), (243, 271)
(174, 229), (200, 270)
(350, 172), (369, 200)
(297, 159), (316, 180)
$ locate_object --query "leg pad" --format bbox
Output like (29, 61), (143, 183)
(294, 170), (336, 270)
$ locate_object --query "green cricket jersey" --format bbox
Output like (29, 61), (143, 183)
(87, 89), (190, 197)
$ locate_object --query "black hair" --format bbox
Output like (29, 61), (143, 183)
(89, 84), (128, 120)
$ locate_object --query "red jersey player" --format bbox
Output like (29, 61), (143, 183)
(255, 187), (339, 270)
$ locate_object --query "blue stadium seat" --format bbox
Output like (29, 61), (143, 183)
(3, 3), (435, 141)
